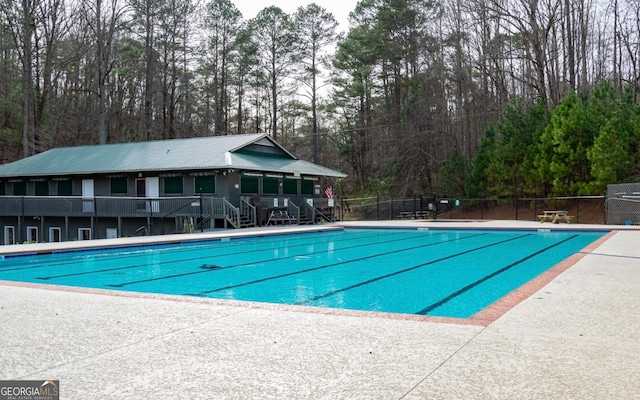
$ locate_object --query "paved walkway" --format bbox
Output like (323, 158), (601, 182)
(1, 221), (639, 399)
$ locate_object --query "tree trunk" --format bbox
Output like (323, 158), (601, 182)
(21, 0), (32, 156)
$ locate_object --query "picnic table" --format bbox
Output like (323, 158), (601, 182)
(538, 210), (574, 223)
(397, 203), (438, 220)
(267, 209), (295, 225)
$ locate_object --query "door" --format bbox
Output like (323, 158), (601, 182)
(135, 178), (146, 197)
(146, 177), (159, 197)
(146, 177), (159, 212)
(82, 179), (94, 213)
(135, 178), (146, 211)
(135, 177), (159, 213)
(4, 226), (15, 245)
(49, 227), (61, 242)
(26, 226), (38, 243)
(106, 228), (118, 239)
(82, 179), (94, 197)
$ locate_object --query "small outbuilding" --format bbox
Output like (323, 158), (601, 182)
(606, 183), (640, 225)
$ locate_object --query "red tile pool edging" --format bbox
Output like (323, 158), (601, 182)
(468, 230), (618, 325)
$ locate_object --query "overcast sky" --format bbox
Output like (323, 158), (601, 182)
(232, 0), (358, 33)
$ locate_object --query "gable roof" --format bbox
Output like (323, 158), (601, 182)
(0, 134), (346, 179)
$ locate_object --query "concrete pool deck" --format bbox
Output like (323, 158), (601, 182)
(1, 220), (639, 399)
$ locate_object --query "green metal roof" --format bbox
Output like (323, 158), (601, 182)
(0, 134), (346, 179)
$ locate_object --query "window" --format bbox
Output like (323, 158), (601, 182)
(0, 182), (5, 195)
(26, 226), (38, 243)
(13, 182), (26, 195)
(263, 177), (279, 195)
(110, 177), (128, 194)
(35, 181), (49, 196)
(49, 227), (61, 242)
(301, 179), (314, 195)
(240, 176), (259, 194)
(57, 180), (73, 196)
(164, 176), (183, 195)
(78, 228), (91, 240)
(283, 179), (298, 195)
(4, 226), (15, 245)
(195, 176), (216, 194)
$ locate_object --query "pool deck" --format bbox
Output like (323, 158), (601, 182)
(1, 220), (639, 399)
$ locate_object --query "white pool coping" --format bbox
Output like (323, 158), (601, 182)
(1, 220), (639, 399)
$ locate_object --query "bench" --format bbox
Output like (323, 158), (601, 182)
(538, 210), (574, 224)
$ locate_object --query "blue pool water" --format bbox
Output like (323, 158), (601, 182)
(0, 229), (606, 318)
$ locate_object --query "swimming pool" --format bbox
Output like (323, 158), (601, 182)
(0, 228), (606, 319)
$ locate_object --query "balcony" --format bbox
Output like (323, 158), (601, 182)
(0, 195), (226, 219)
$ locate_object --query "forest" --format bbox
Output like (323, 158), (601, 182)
(1, 0), (640, 199)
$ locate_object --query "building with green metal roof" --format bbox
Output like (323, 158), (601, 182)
(0, 134), (346, 243)
(0, 133), (345, 178)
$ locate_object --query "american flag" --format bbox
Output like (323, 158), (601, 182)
(324, 186), (334, 199)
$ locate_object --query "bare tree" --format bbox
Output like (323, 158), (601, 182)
(201, 0), (242, 136)
(157, 0), (197, 139)
(617, 0), (640, 101)
(33, 0), (76, 150)
(128, 0), (159, 142)
(83, 0), (129, 144)
(489, 0), (562, 109)
(3, 0), (35, 156)
(293, 3), (339, 163)
(0, 12), (24, 159)
(250, 6), (296, 140)
(229, 25), (256, 134)
(20, 0), (33, 155)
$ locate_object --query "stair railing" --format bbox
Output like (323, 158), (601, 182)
(288, 201), (300, 224)
(240, 196), (256, 227)
(223, 198), (240, 228)
(301, 201), (317, 224)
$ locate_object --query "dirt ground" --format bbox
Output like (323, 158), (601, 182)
(440, 199), (606, 224)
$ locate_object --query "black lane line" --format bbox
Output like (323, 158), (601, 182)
(32, 231), (397, 281)
(106, 230), (459, 288)
(295, 234), (532, 306)
(415, 234), (579, 315)
(1, 242), (221, 273)
(36, 264), (152, 280)
(189, 233), (490, 297)
(6, 230), (354, 274)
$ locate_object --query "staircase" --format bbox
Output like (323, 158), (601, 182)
(297, 213), (313, 225)
(239, 212), (256, 228)
(225, 212), (255, 229)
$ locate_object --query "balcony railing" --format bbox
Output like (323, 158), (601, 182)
(0, 195), (226, 219)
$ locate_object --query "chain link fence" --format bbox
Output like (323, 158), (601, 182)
(606, 183), (640, 225)
(340, 195), (607, 224)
